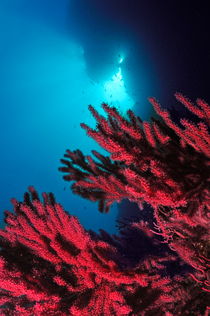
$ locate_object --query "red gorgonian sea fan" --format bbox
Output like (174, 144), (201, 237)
(0, 188), (209, 315)
(60, 93), (210, 214)
(0, 93), (209, 315)
(59, 93), (210, 309)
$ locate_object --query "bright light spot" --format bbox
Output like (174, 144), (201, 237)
(118, 56), (124, 64)
(112, 67), (123, 85)
(102, 66), (134, 117)
(104, 67), (125, 101)
(117, 52), (125, 64)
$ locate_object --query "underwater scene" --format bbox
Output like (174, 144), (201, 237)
(0, 1), (209, 315)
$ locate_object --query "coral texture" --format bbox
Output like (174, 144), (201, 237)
(0, 93), (209, 315)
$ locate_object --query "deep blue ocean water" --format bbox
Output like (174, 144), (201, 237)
(0, 1), (209, 234)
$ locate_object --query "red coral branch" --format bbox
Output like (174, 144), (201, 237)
(149, 93), (210, 157)
(60, 93), (209, 213)
(58, 93), (210, 314)
(0, 188), (138, 315)
(1, 188), (209, 315)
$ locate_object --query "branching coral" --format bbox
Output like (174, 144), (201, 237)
(59, 93), (210, 313)
(0, 93), (209, 315)
(0, 188), (208, 315)
(60, 93), (209, 213)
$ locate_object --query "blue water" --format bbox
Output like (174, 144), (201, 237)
(0, 1), (158, 234)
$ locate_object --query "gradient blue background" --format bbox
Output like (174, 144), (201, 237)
(0, 1), (209, 234)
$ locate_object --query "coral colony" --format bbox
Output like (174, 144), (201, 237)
(0, 93), (209, 315)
